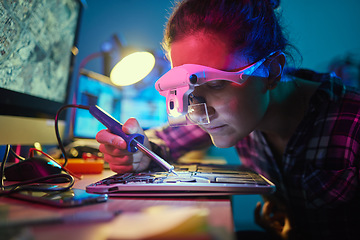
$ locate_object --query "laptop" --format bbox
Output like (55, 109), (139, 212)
(86, 164), (275, 197)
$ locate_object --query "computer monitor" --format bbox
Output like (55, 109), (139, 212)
(0, 0), (83, 146)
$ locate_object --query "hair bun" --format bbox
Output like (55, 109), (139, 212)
(269, 0), (280, 9)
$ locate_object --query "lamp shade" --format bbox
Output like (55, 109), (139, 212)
(110, 51), (155, 86)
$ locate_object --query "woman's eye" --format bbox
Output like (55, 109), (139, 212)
(206, 80), (227, 89)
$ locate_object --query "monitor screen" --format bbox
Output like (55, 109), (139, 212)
(0, 0), (82, 145)
(73, 73), (168, 139)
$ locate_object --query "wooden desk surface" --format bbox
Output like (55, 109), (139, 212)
(1, 170), (235, 240)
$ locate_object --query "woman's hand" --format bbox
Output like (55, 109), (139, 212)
(95, 118), (152, 173)
(255, 201), (292, 240)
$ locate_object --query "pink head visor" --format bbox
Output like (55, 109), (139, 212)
(155, 53), (274, 126)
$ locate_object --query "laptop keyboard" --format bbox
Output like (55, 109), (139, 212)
(91, 164), (270, 186)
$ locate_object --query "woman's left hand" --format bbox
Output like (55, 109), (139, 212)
(254, 201), (292, 240)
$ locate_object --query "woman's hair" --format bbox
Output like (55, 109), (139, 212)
(163, 0), (294, 62)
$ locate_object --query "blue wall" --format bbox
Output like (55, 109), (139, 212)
(75, 0), (360, 74)
(281, 0), (360, 71)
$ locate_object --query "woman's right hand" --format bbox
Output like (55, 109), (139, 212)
(95, 118), (152, 173)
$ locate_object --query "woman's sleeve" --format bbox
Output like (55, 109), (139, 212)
(145, 124), (212, 163)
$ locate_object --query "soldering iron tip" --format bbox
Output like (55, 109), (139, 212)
(172, 170), (178, 176)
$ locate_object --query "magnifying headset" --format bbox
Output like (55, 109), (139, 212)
(155, 52), (276, 127)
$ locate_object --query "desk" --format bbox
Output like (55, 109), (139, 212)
(1, 170), (235, 240)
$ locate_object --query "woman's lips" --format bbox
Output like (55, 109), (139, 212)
(204, 124), (227, 134)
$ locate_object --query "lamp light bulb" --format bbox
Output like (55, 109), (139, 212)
(110, 51), (155, 86)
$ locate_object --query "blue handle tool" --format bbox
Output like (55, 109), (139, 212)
(89, 105), (177, 175)
(89, 105), (144, 153)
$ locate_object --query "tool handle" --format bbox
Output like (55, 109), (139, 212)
(89, 105), (145, 153)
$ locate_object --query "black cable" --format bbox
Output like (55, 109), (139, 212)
(12, 175), (74, 191)
(0, 174), (75, 197)
(0, 104), (88, 197)
(0, 171), (75, 197)
(55, 104), (90, 168)
(0, 145), (11, 191)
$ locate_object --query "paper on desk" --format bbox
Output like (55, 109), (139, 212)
(107, 205), (209, 240)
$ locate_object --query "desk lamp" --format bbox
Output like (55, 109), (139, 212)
(76, 34), (155, 88)
(67, 34), (156, 141)
(101, 34), (155, 86)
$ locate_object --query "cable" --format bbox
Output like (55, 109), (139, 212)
(0, 145), (11, 191)
(0, 104), (89, 197)
(9, 147), (26, 161)
(55, 104), (90, 168)
(10, 174), (74, 191)
(0, 173), (75, 197)
(28, 148), (82, 180)
(0, 146), (75, 197)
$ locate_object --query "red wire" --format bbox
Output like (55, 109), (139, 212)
(28, 148), (82, 180)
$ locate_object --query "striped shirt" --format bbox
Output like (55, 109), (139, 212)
(147, 69), (360, 239)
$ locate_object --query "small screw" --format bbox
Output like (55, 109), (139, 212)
(189, 74), (197, 84)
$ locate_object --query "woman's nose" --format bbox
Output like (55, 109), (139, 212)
(206, 105), (216, 119)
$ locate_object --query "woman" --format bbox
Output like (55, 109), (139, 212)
(96, 0), (360, 239)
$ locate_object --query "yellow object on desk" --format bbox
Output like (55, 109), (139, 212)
(107, 205), (211, 240)
(56, 158), (104, 174)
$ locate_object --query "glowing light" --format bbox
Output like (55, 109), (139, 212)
(47, 160), (62, 169)
(170, 110), (183, 118)
(110, 51), (155, 86)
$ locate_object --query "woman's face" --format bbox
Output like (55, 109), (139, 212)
(170, 32), (270, 148)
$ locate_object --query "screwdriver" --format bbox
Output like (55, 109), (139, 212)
(89, 105), (178, 175)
